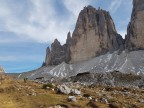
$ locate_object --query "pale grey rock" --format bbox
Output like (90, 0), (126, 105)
(71, 89), (81, 95)
(139, 99), (144, 103)
(58, 85), (71, 95)
(57, 84), (81, 95)
(68, 96), (77, 102)
(88, 96), (93, 100)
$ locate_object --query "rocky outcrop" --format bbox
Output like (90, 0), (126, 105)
(45, 6), (124, 65)
(63, 71), (144, 87)
(57, 84), (81, 95)
(45, 39), (70, 66)
(69, 6), (124, 63)
(126, 0), (144, 50)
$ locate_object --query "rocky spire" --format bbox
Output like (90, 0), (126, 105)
(45, 38), (68, 66)
(66, 32), (72, 44)
(70, 5), (124, 63)
(126, 0), (144, 50)
(45, 5), (124, 65)
(45, 47), (51, 66)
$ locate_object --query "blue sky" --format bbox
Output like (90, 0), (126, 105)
(0, 0), (132, 73)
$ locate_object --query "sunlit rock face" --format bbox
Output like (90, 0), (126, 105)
(44, 0), (144, 78)
(126, 0), (144, 50)
(69, 6), (124, 63)
(17, 0), (144, 80)
(45, 6), (124, 65)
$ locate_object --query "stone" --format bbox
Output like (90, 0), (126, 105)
(71, 89), (81, 95)
(126, 0), (144, 50)
(57, 85), (81, 95)
(67, 96), (77, 102)
(57, 85), (71, 95)
(99, 97), (108, 104)
(139, 99), (144, 103)
(88, 96), (93, 100)
(32, 92), (37, 96)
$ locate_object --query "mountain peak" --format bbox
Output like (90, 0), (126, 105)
(45, 6), (124, 65)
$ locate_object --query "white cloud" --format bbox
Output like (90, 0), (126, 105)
(63, 0), (91, 16)
(0, 55), (43, 62)
(0, 0), (92, 44)
(0, 0), (132, 44)
(109, 0), (122, 14)
(119, 30), (126, 38)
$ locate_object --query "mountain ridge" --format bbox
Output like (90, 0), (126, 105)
(45, 5), (125, 66)
(10, 0), (144, 80)
(45, 0), (144, 67)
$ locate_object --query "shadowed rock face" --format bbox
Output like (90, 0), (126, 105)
(45, 6), (124, 66)
(45, 39), (70, 66)
(126, 0), (144, 50)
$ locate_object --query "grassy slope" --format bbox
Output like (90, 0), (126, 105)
(0, 75), (144, 108)
(0, 75), (89, 108)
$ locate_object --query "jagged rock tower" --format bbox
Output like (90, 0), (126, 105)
(18, 0), (144, 79)
(126, 0), (144, 50)
(45, 6), (124, 66)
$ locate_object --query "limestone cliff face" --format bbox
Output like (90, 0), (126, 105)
(45, 6), (124, 65)
(126, 0), (144, 50)
(69, 6), (124, 63)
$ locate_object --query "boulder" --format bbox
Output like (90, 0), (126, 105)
(57, 85), (81, 95)
(71, 89), (81, 95)
(57, 85), (71, 95)
(68, 96), (77, 102)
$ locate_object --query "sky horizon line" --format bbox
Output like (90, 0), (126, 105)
(0, 0), (132, 73)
